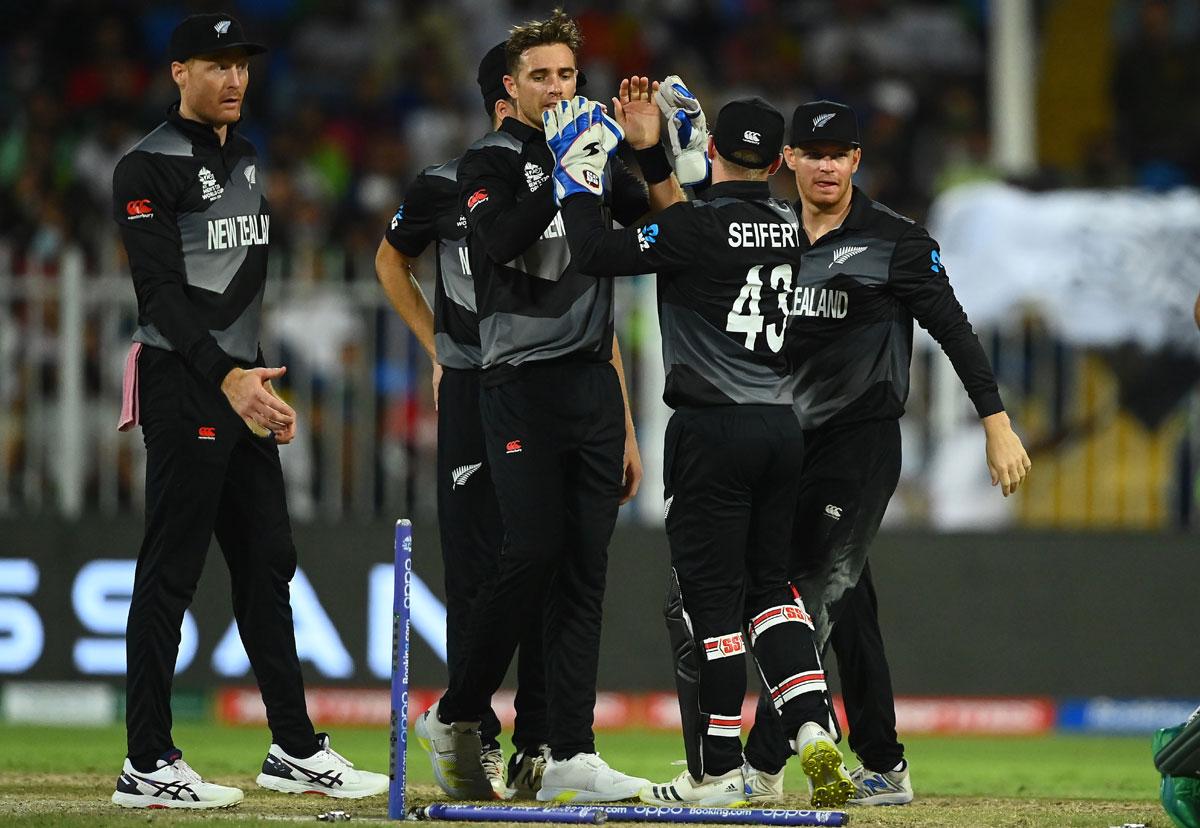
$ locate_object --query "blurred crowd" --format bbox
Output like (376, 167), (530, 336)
(2, 0), (1199, 520)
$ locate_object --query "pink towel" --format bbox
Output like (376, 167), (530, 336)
(117, 342), (143, 432)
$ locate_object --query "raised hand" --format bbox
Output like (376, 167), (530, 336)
(612, 76), (661, 150)
(654, 74), (710, 185)
(543, 96), (624, 204)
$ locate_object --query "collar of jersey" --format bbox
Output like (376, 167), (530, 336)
(166, 103), (239, 149)
(500, 115), (544, 144)
(704, 180), (772, 201)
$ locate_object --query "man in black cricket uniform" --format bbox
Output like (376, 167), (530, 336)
(742, 100), (1031, 805)
(110, 14), (386, 809)
(376, 44), (547, 800)
(554, 95), (855, 809)
(417, 11), (680, 804)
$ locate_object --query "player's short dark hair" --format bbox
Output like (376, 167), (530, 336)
(721, 153), (773, 180)
(506, 8), (583, 75)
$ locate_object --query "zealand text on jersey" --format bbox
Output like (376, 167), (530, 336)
(790, 286), (849, 319)
(207, 214), (271, 251)
(727, 221), (799, 248)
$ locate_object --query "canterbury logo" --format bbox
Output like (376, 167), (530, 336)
(829, 245), (867, 267)
(197, 426), (216, 440)
(813, 113), (836, 129)
(451, 462), (483, 490)
(125, 199), (152, 216)
(825, 504), (842, 520)
(505, 440), (522, 454)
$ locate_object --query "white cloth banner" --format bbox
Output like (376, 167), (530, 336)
(928, 183), (1200, 353)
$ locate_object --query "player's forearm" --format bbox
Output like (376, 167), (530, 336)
(467, 181), (558, 264)
(375, 240), (436, 361)
(138, 277), (237, 387)
(561, 194), (653, 278)
(646, 177), (687, 212)
(611, 333), (636, 433)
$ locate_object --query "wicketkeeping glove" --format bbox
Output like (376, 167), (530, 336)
(654, 75), (710, 186)
(543, 96), (624, 205)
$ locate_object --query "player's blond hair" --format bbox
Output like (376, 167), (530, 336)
(506, 8), (583, 74)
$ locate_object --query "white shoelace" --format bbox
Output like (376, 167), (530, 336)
(170, 759), (203, 783)
(317, 739), (354, 768)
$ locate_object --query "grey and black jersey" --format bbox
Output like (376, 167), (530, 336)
(787, 186), (1003, 429)
(459, 117), (649, 385)
(384, 158), (479, 369)
(112, 105), (269, 387)
(561, 180), (815, 409)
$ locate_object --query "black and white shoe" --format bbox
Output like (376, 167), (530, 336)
(256, 732), (389, 799)
(112, 750), (244, 809)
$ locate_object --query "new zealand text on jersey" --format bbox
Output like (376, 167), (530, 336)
(207, 214), (270, 251)
(790, 286), (849, 319)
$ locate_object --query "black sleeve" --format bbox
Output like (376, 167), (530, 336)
(608, 156), (651, 227)
(112, 152), (237, 388)
(459, 146), (557, 264)
(889, 226), (1004, 418)
(383, 171), (439, 257)
(561, 193), (697, 278)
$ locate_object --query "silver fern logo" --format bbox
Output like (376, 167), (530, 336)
(812, 113), (836, 129)
(214, 20), (232, 35)
(451, 462), (483, 490)
(829, 245), (867, 268)
(663, 496), (674, 521)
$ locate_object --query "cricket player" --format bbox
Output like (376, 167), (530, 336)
(109, 13), (387, 808)
(377, 43), (549, 800)
(417, 9), (687, 803)
(741, 100), (1031, 805)
(550, 93), (855, 809)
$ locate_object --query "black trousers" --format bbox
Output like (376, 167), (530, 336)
(437, 367), (546, 753)
(125, 347), (316, 768)
(665, 405), (827, 777)
(439, 361), (624, 760)
(746, 417), (903, 774)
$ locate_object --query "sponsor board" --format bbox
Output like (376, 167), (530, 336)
(1058, 697), (1200, 733)
(2, 681), (116, 725)
(215, 687), (1055, 733)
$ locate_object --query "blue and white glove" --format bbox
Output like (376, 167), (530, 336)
(654, 75), (709, 186)
(543, 96), (624, 205)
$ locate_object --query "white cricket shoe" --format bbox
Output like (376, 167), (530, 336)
(112, 751), (243, 809)
(640, 767), (748, 807)
(794, 722), (855, 808)
(537, 752), (649, 803)
(742, 762), (785, 803)
(482, 748), (508, 799)
(848, 760), (913, 805)
(256, 732), (388, 798)
(414, 701), (496, 799)
(506, 745), (548, 799)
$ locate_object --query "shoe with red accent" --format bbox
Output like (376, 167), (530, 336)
(256, 732), (388, 798)
(112, 750), (243, 809)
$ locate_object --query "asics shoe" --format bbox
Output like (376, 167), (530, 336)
(257, 732), (388, 798)
(537, 752), (649, 803)
(112, 750), (243, 809)
(640, 767), (748, 807)
(848, 760), (913, 805)
(795, 722), (854, 808)
(506, 745), (548, 799)
(742, 762), (785, 804)
(414, 701), (496, 799)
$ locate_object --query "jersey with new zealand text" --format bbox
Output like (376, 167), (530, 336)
(384, 158), (479, 369)
(112, 106), (270, 387)
(560, 180), (826, 409)
(459, 117), (649, 384)
(787, 186), (1003, 429)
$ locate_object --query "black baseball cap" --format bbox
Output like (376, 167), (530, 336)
(477, 42), (509, 115)
(169, 13), (266, 63)
(790, 100), (860, 148)
(712, 96), (785, 169)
